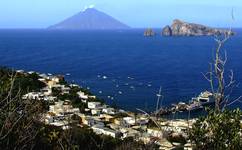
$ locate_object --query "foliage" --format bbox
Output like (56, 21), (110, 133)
(57, 92), (87, 113)
(51, 87), (62, 97)
(0, 67), (45, 98)
(88, 97), (105, 104)
(0, 67), (46, 149)
(0, 67), (47, 149)
(80, 87), (92, 95)
(34, 124), (149, 150)
(189, 109), (242, 150)
(167, 133), (187, 145)
(115, 137), (159, 150)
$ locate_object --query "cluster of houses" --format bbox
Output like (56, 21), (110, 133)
(19, 70), (193, 150)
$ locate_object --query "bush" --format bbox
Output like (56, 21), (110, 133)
(189, 109), (242, 150)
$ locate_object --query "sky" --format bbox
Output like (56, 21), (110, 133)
(0, 0), (241, 28)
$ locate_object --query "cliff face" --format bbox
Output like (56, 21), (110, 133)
(162, 19), (233, 36)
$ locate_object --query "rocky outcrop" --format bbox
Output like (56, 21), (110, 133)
(144, 28), (155, 37)
(162, 25), (172, 36)
(162, 19), (233, 36)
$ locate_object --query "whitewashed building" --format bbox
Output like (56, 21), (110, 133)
(102, 108), (115, 115)
(77, 91), (88, 99)
(147, 128), (163, 138)
(88, 102), (101, 109)
(91, 109), (102, 116)
(91, 125), (121, 138)
(123, 117), (136, 126)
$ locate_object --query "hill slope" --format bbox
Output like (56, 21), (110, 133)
(49, 8), (130, 30)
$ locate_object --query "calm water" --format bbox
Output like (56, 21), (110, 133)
(0, 29), (242, 112)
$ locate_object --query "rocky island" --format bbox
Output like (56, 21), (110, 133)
(162, 19), (233, 36)
(144, 28), (155, 37)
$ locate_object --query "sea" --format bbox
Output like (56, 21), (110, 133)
(0, 29), (242, 117)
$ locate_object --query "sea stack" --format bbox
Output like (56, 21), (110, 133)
(162, 19), (233, 36)
(144, 28), (155, 37)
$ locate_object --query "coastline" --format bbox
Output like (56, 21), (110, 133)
(11, 68), (195, 149)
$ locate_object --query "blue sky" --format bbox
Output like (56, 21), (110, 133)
(0, 0), (241, 28)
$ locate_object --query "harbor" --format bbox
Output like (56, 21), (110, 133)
(154, 91), (216, 117)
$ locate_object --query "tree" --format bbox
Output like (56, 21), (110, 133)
(191, 19), (242, 149)
(0, 68), (46, 149)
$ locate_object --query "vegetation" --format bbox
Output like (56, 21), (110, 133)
(0, 67), (46, 149)
(190, 109), (242, 150)
(34, 125), (122, 150)
(189, 31), (242, 149)
(0, 67), (45, 97)
(0, 67), (150, 150)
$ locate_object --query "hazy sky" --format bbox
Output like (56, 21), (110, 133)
(0, 0), (241, 28)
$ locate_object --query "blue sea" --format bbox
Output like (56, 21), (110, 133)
(0, 29), (242, 113)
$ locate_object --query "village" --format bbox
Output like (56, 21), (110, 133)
(19, 70), (195, 150)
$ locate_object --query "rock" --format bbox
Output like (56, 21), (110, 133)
(144, 28), (155, 37)
(162, 25), (172, 36)
(162, 19), (234, 36)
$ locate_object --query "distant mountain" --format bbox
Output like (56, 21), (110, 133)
(49, 8), (130, 30)
(162, 19), (233, 36)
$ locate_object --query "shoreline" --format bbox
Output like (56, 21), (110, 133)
(2, 67), (241, 149)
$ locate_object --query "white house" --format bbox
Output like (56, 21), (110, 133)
(45, 114), (54, 124)
(88, 102), (101, 109)
(88, 95), (96, 99)
(102, 128), (120, 138)
(41, 87), (52, 96)
(147, 128), (163, 138)
(48, 101), (78, 115)
(77, 91), (88, 99)
(123, 117), (136, 126)
(120, 128), (140, 139)
(91, 109), (101, 116)
(91, 125), (121, 138)
(70, 84), (80, 88)
(23, 92), (44, 100)
(44, 96), (57, 102)
(61, 86), (70, 94)
(91, 125), (104, 135)
(39, 73), (48, 79)
(82, 117), (95, 126)
(136, 117), (149, 125)
(50, 76), (61, 83)
(102, 108), (115, 115)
